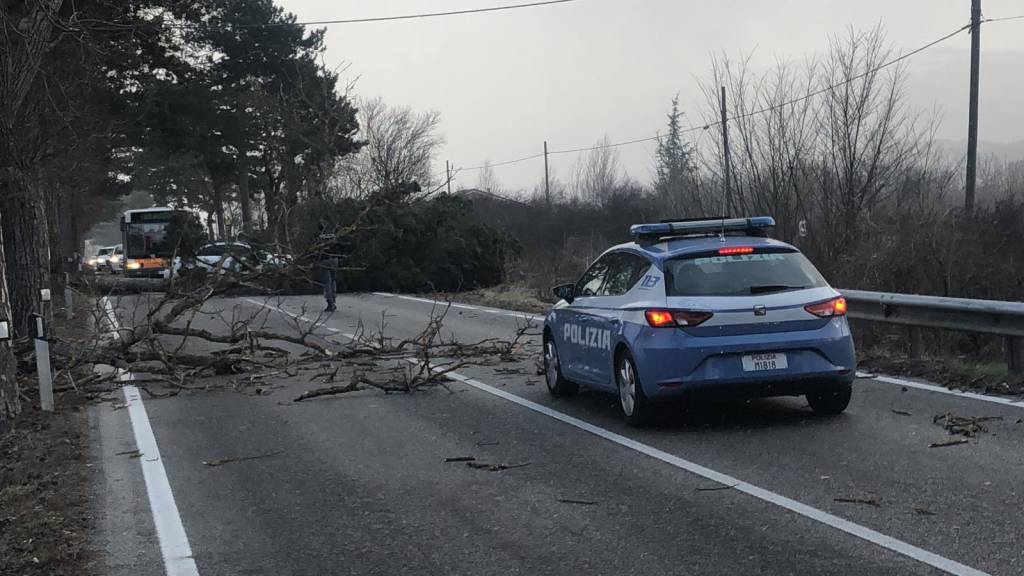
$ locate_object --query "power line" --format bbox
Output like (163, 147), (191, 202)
(236, 0), (579, 28)
(453, 22), (974, 173)
(981, 15), (1024, 23)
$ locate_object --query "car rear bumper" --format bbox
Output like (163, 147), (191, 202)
(629, 318), (856, 400)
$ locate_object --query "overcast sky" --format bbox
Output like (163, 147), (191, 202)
(275, 0), (1024, 192)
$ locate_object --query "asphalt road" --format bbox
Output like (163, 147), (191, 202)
(87, 292), (1024, 576)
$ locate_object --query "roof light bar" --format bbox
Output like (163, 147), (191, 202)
(630, 216), (776, 238)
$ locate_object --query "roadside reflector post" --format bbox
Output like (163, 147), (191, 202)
(64, 272), (74, 321)
(1006, 337), (1024, 376)
(33, 312), (54, 412)
(908, 327), (924, 359)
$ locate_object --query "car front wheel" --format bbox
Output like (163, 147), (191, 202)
(543, 337), (578, 398)
(616, 350), (653, 427)
(807, 382), (852, 415)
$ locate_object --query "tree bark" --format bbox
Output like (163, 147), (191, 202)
(238, 157), (252, 236)
(0, 169), (50, 340)
(0, 207), (19, 431)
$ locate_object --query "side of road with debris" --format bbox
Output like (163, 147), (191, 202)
(0, 396), (92, 576)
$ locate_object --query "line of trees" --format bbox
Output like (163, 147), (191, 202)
(465, 27), (1023, 305)
(0, 0), (366, 428)
(0, 1), (514, 430)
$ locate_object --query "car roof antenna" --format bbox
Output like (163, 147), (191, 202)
(719, 217), (727, 243)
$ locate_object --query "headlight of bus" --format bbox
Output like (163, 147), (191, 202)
(126, 261), (142, 270)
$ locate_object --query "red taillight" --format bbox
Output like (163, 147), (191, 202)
(805, 297), (847, 318)
(645, 309), (675, 327)
(718, 246), (754, 255)
(645, 309), (714, 327)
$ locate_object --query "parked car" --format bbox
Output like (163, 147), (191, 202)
(542, 216), (855, 426)
(166, 239), (288, 278)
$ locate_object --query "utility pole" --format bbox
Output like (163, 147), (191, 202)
(446, 160), (452, 195)
(543, 141), (551, 208)
(965, 0), (982, 216)
(720, 85), (733, 216)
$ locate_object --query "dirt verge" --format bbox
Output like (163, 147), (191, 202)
(0, 391), (91, 576)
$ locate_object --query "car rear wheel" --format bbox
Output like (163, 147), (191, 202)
(616, 350), (653, 427)
(807, 382), (852, 415)
(543, 337), (578, 398)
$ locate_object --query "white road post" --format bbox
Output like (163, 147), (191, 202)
(37, 289), (54, 412)
(64, 272), (74, 321)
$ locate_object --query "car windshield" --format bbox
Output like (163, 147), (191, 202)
(98, 248), (112, 256)
(665, 250), (828, 296)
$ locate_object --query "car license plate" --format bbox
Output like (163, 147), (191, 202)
(742, 352), (787, 372)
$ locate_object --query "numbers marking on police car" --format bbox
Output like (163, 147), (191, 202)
(564, 323), (612, 351)
(741, 352), (788, 372)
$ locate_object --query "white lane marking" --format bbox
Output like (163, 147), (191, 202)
(102, 298), (200, 576)
(244, 297), (988, 576)
(123, 385), (201, 576)
(370, 292), (545, 323)
(859, 372), (1024, 410)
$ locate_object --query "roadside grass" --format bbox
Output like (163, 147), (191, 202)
(429, 283), (553, 315)
(859, 348), (1023, 395)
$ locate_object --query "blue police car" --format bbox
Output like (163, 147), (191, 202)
(542, 217), (855, 426)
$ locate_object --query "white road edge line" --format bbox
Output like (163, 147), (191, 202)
(373, 292), (1022, 410)
(244, 297), (989, 576)
(857, 371), (1024, 409)
(102, 298), (200, 576)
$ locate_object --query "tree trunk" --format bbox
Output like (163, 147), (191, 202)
(0, 169), (50, 340)
(238, 158), (252, 236)
(0, 207), (20, 431)
(213, 184), (227, 240)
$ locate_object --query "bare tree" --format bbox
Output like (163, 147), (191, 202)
(699, 53), (820, 239)
(476, 160), (504, 195)
(570, 136), (624, 204)
(334, 97), (444, 198)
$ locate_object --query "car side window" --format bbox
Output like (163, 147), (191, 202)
(601, 253), (651, 296)
(576, 255), (613, 297)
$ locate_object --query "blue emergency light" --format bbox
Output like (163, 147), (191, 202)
(630, 216), (776, 238)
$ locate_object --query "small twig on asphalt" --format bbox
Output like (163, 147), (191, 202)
(444, 456), (476, 462)
(891, 409), (912, 416)
(834, 495), (882, 507)
(466, 461), (530, 472)
(203, 450), (285, 467)
(929, 438), (970, 448)
(913, 506), (936, 516)
(116, 449), (142, 458)
(696, 484), (738, 492)
(557, 498), (599, 506)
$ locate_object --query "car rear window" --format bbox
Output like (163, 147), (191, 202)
(665, 250), (828, 296)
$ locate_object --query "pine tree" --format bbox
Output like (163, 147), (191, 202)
(654, 96), (696, 214)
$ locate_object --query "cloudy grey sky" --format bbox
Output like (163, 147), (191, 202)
(275, 0), (1024, 192)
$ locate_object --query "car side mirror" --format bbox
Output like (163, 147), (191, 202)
(553, 283), (575, 304)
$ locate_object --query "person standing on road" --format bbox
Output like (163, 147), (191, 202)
(317, 221), (341, 312)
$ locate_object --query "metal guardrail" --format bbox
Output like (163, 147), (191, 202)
(839, 289), (1024, 374)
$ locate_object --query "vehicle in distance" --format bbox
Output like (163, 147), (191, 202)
(121, 208), (182, 278)
(88, 245), (123, 273)
(169, 242), (289, 277)
(542, 216), (855, 426)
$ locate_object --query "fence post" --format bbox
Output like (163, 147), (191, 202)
(908, 327), (924, 359)
(1006, 337), (1024, 376)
